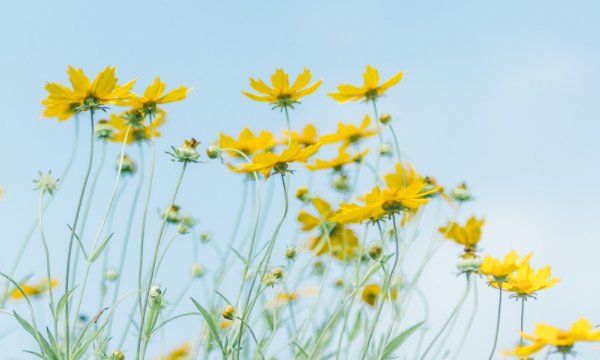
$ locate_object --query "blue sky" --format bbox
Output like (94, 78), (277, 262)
(1, 0), (600, 358)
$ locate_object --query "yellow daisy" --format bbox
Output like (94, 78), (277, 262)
(329, 65), (403, 103)
(283, 124), (320, 147)
(242, 68), (322, 109)
(439, 216), (484, 254)
(361, 284), (398, 307)
(229, 143), (321, 179)
(480, 251), (532, 281)
(320, 115), (378, 145)
(306, 145), (368, 171)
(11, 278), (58, 300)
(501, 263), (559, 297)
(108, 111), (166, 144)
(127, 77), (188, 115)
(218, 128), (277, 158)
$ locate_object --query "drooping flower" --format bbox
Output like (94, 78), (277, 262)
(218, 128), (277, 158)
(480, 251), (532, 282)
(306, 145), (368, 172)
(297, 197), (360, 261)
(361, 284), (398, 307)
(42, 66), (135, 121)
(329, 65), (403, 103)
(242, 68), (322, 109)
(229, 143), (321, 179)
(439, 217), (484, 254)
(503, 318), (600, 357)
(10, 278), (58, 300)
(320, 115), (377, 145)
(500, 263), (559, 297)
(127, 76), (188, 116)
(159, 342), (191, 360)
(108, 111), (166, 144)
(283, 124), (320, 147)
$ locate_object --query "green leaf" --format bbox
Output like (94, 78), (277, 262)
(13, 312), (57, 359)
(228, 245), (249, 265)
(90, 233), (114, 263)
(349, 310), (363, 340)
(191, 298), (223, 351)
(67, 225), (89, 261)
(54, 286), (78, 319)
(381, 321), (424, 359)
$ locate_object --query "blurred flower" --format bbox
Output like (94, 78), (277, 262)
(119, 154), (137, 175)
(283, 124), (319, 147)
(480, 251), (531, 282)
(243, 68), (322, 109)
(34, 171), (60, 195)
(320, 115), (377, 145)
(42, 66), (135, 121)
(222, 305), (235, 320)
(109, 111), (166, 144)
(361, 284), (398, 307)
(450, 182), (473, 203)
(191, 263), (205, 278)
(504, 318), (600, 357)
(499, 263), (559, 297)
(104, 269), (119, 282)
(127, 77), (188, 116)
(329, 65), (403, 103)
(266, 287), (318, 309)
(169, 138), (200, 163)
(11, 278), (58, 300)
(439, 216), (484, 255)
(306, 145), (368, 172)
(295, 186), (311, 202)
(158, 342), (191, 360)
(229, 143), (320, 179)
(161, 204), (181, 224)
(218, 128), (276, 158)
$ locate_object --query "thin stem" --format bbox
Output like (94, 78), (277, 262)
(487, 285), (503, 360)
(520, 297), (525, 344)
(38, 192), (57, 339)
(64, 110), (95, 359)
(451, 276), (479, 360)
(284, 106), (292, 146)
(137, 162), (188, 360)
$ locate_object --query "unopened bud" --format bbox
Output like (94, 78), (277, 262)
(285, 247), (297, 260)
(222, 305), (235, 320)
(295, 186), (310, 202)
(104, 269), (119, 282)
(119, 154), (137, 175)
(110, 350), (125, 360)
(450, 183), (473, 202)
(332, 174), (350, 192)
(191, 263), (205, 278)
(369, 244), (383, 260)
(379, 113), (392, 125)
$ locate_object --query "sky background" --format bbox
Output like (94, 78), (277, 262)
(1, 0), (600, 358)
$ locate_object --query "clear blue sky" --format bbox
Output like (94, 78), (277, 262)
(1, 0), (600, 358)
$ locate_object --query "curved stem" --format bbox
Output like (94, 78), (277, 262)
(451, 276), (479, 360)
(487, 285), (503, 360)
(38, 192), (57, 339)
(64, 111), (95, 359)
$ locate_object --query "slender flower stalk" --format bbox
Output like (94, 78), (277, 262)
(487, 284), (503, 360)
(37, 191), (58, 338)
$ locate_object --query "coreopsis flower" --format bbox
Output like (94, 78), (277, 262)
(229, 143), (321, 179)
(500, 263), (559, 298)
(384, 162), (446, 200)
(266, 287), (318, 309)
(283, 124), (320, 147)
(306, 145), (368, 172)
(42, 66), (135, 121)
(439, 216), (484, 255)
(127, 76), (188, 116)
(110, 350), (125, 360)
(108, 111), (166, 144)
(297, 197), (360, 261)
(504, 318), (600, 357)
(218, 128), (277, 158)
(330, 177), (437, 224)
(222, 305), (235, 320)
(361, 284), (398, 307)
(295, 186), (310, 202)
(34, 171), (60, 195)
(320, 115), (378, 145)
(159, 342), (191, 360)
(242, 68), (322, 109)
(169, 138), (201, 163)
(161, 204), (181, 223)
(329, 65), (403, 103)
(10, 278), (58, 300)
(480, 251), (532, 282)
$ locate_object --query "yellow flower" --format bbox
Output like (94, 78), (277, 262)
(320, 115), (378, 145)
(504, 318), (600, 357)
(502, 263), (559, 296)
(158, 342), (191, 360)
(108, 111), (166, 144)
(10, 278), (58, 300)
(242, 68), (322, 108)
(266, 287), (318, 309)
(220, 319), (232, 330)
(283, 124), (319, 147)
(218, 128), (277, 158)
(298, 197), (360, 260)
(229, 143), (321, 179)
(439, 216), (484, 253)
(306, 145), (368, 171)
(329, 65), (403, 103)
(480, 251), (532, 281)
(128, 76), (188, 115)
(331, 177), (436, 224)
(361, 284), (398, 307)
(42, 66), (135, 121)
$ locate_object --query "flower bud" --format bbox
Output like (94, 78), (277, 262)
(332, 174), (350, 193)
(95, 119), (114, 140)
(295, 186), (310, 202)
(379, 113), (392, 125)
(206, 144), (221, 159)
(334, 279), (345, 288)
(170, 138), (200, 163)
(271, 267), (284, 279)
(457, 255), (482, 274)
(34, 171), (60, 196)
(369, 244), (383, 260)
(285, 247), (297, 260)
(110, 350), (125, 360)
(161, 204), (181, 224)
(149, 285), (162, 304)
(177, 216), (195, 235)
(378, 144), (393, 157)
(200, 232), (211, 243)
(450, 183), (473, 203)
(222, 305), (235, 320)
(191, 263), (205, 278)
(313, 260), (324, 276)
(104, 268), (119, 282)
(119, 154), (137, 175)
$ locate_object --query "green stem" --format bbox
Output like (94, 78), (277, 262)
(38, 192), (58, 339)
(520, 297), (525, 344)
(284, 106), (292, 145)
(451, 276), (478, 360)
(64, 110), (95, 360)
(487, 285), (503, 360)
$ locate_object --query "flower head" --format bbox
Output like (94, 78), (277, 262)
(127, 76), (188, 116)
(439, 216), (484, 254)
(283, 124), (320, 147)
(306, 145), (368, 172)
(11, 278), (58, 300)
(42, 66), (135, 120)
(329, 65), (403, 103)
(361, 284), (398, 307)
(501, 263), (559, 297)
(320, 115), (377, 145)
(504, 318), (600, 357)
(266, 287), (318, 309)
(229, 143), (321, 179)
(480, 251), (532, 282)
(243, 68), (322, 109)
(109, 111), (166, 144)
(218, 128), (277, 158)
(34, 171), (60, 195)
(159, 342), (191, 360)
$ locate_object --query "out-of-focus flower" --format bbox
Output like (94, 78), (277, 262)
(104, 269), (119, 281)
(329, 65), (403, 103)
(127, 77), (188, 116)
(95, 119), (114, 140)
(191, 263), (205, 278)
(34, 171), (60, 195)
(439, 216), (484, 255)
(480, 251), (531, 282)
(266, 287), (318, 309)
(110, 350), (125, 360)
(242, 68), (322, 109)
(161, 204), (181, 224)
(320, 115), (377, 145)
(503, 318), (600, 357)
(109, 111), (166, 144)
(361, 284), (398, 307)
(283, 124), (319, 147)
(119, 154), (137, 175)
(450, 182), (473, 203)
(295, 186), (311, 202)
(169, 138), (200, 163)
(158, 342), (191, 360)
(11, 278), (58, 300)
(229, 143), (320, 179)
(298, 197), (359, 261)
(222, 305), (235, 320)
(218, 128), (276, 158)
(306, 145), (368, 172)
(42, 66), (135, 121)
